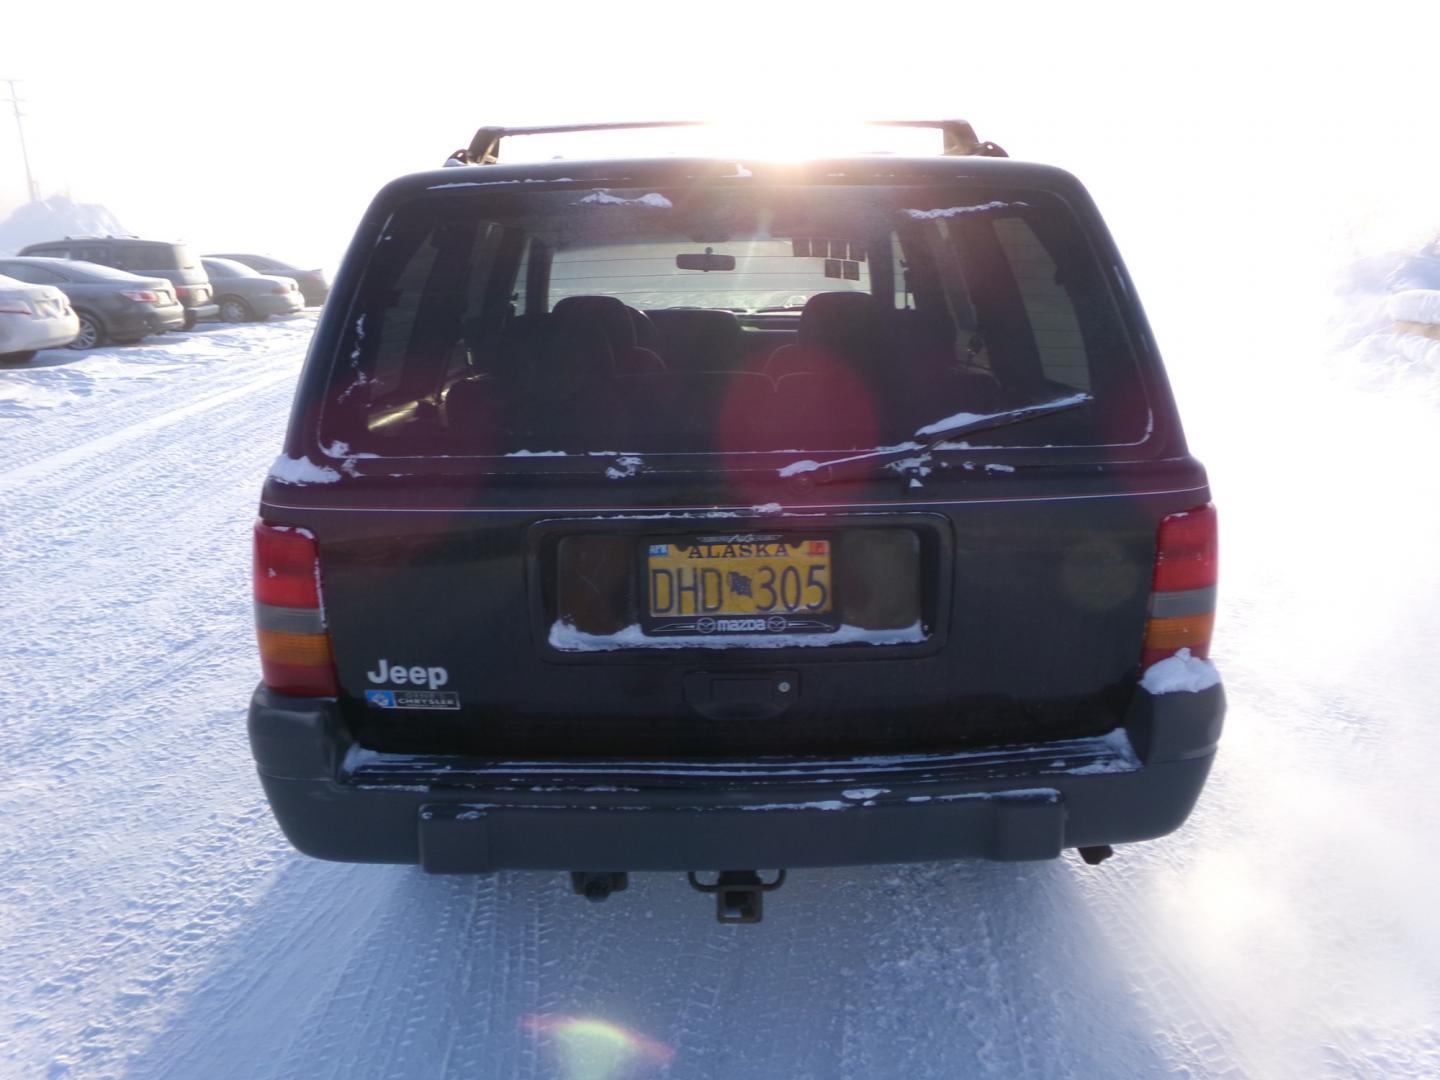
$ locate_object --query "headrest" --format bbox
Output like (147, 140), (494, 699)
(645, 309), (743, 369)
(798, 291), (879, 350)
(626, 306), (658, 350)
(552, 294), (637, 350)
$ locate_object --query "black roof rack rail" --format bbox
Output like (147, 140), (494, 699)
(448, 119), (1006, 166)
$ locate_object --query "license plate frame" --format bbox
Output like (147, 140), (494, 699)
(640, 533), (840, 637)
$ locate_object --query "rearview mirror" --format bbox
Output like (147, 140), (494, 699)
(676, 248), (735, 272)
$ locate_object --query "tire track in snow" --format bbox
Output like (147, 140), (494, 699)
(0, 362), (298, 494)
(0, 319), (314, 475)
(0, 345), (307, 1079)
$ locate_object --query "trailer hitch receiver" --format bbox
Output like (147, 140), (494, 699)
(687, 869), (786, 923)
(570, 871), (629, 902)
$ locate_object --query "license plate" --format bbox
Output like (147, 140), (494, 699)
(643, 535), (838, 635)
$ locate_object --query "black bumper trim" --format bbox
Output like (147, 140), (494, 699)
(248, 683), (1223, 871)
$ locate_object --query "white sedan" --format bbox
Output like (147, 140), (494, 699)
(0, 272), (79, 362)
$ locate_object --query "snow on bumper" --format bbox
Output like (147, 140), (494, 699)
(248, 682), (1224, 872)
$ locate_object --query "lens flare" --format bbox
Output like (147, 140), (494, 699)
(523, 1014), (674, 1080)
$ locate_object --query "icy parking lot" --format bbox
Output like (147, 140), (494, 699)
(1, 309), (1438, 1079)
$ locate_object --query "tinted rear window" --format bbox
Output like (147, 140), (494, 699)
(322, 183), (1148, 459)
(117, 244), (198, 272)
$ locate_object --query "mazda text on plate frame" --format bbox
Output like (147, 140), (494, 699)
(245, 120), (1224, 922)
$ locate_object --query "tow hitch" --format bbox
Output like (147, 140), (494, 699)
(570, 871), (629, 902)
(687, 870), (786, 924)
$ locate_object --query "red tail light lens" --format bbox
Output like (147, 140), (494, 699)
(271, 284), (291, 294)
(1142, 504), (1218, 668)
(253, 520), (337, 696)
(1152, 505), (1218, 592)
(254, 521), (321, 607)
(120, 290), (159, 303)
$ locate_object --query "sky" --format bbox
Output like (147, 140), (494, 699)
(3, 1), (1438, 305)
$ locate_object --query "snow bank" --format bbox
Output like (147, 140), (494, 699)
(0, 196), (128, 255)
(1388, 288), (1440, 326)
(1140, 647), (1222, 694)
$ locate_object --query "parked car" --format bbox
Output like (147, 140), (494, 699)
(18, 237), (218, 329)
(0, 272), (78, 361)
(247, 120), (1224, 923)
(205, 253), (329, 306)
(201, 258), (304, 323)
(0, 256), (185, 348)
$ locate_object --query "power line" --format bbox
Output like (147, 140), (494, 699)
(3, 78), (41, 204)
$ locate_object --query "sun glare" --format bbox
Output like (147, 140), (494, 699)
(523, 1014), (674, 1079)
(493, 119), (944, 166)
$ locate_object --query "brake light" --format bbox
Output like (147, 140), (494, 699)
(271, 284), (291, 295)
(1142, 504), (1218, 668)
(174, 285), (190, 298)
(253, 520), (337, 696)
(121, 290), (160, 303)
(0, 300), (34, 315)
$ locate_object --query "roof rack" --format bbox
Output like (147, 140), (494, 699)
(448, 120), (1007, 166)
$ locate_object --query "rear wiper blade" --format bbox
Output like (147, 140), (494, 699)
(778, 392), (1092, 488)
(911, 391), (1092, 446)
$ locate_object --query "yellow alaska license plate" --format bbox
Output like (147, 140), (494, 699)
(643, 535), (838, 636)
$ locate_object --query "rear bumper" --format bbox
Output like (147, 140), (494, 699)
(249, 683), (1224, 872)
(107, 303), (186, 338)
(253, 293), (306, 317)
(0, 313), (78, 353)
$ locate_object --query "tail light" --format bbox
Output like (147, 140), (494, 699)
(271, 284), (291, 295)
(254, 520), (338, 696)
(174, 284), (190, 298)
(120, 290), (160, 303)
(0, 300), (34, 315)
(1142, 504), (1217, 668)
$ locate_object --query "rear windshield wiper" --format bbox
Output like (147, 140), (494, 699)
(778, 391), (1092, 488)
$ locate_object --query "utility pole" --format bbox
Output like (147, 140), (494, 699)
(3, 78), (41, 204)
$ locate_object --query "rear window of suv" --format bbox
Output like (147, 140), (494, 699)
(115, 244), (199, 272)
(321, 183), (1149, 459)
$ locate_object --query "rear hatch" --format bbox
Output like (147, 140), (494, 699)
(262, 158), (1212, 760)
(118, 243), (211, 308)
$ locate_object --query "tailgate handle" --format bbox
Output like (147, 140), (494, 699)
(683, 671), (798, 722)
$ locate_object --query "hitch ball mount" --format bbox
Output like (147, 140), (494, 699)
(687, 869), (787, 924)
(568, 869), (789, 922)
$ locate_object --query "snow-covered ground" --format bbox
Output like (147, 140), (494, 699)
(1, 287), (1438, 1080)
